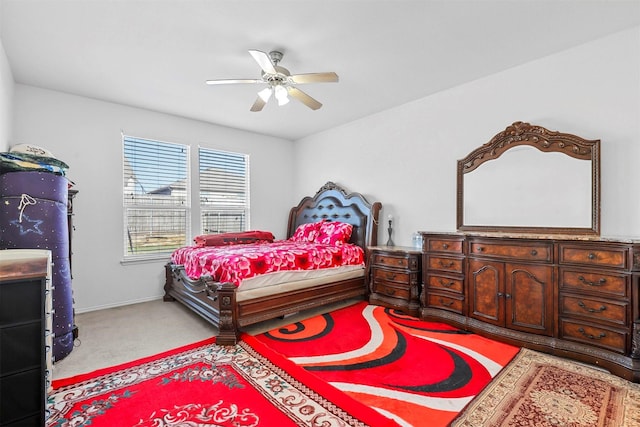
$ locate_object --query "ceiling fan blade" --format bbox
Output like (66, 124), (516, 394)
(250, 96), (267, 112)
(289, 72), (339, 84)
(206, 79), (262, 85)
(248, 49), (277, 75)
(287, 86), (322, 110)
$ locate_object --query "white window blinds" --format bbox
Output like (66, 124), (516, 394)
(123, 136), (189, 256)
(198, 147), (249, 234)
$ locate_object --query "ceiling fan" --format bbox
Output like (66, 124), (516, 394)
(206, 50), (339, 112)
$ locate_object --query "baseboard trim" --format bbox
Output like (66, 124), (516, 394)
(74, 295), (164, 314)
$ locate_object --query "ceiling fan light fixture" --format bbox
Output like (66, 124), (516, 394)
(274, 85), (289, 106)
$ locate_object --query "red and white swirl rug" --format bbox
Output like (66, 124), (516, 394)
(254, 301), (520, 426)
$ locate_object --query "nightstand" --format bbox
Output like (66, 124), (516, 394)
(367, 246), (422, 317)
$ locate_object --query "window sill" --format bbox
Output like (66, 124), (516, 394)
(120, 254), (171, 265)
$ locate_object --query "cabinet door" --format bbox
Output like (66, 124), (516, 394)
(468, 259), (503, 326)
(505, 263), (553, 336)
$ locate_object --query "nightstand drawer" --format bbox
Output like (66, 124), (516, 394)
(426, 256), (463, 273)
(559, 268), (628, 298)
(559, 244), (629, 269)
(559, 295), (628, 326)
(559, 319), (627, 354)
(426, 293), (464, 314)
(373, 253), (418, 270)
(425, 274), (463, 294)
(372, 282), (411, 300)
(372, 267), (416, 285)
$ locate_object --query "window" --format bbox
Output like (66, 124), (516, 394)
(123, 136), (189, 257)
(199, 147), (249, 234)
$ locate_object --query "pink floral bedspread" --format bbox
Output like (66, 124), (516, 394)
(171, 240), (364, 287)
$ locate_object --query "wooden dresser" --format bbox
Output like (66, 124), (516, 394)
(421, 232), (640, 382)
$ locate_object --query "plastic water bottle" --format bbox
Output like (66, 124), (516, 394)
(412, 232), (423, 249)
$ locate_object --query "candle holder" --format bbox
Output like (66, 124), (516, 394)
(386, 219), (395, 246)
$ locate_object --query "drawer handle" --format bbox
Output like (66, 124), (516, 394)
(476, 246), (484, 252)
(530, 249), (538, 256)
(577, 327), (606, 340)
(442, 243), (449, 249)
(386, 287), (396, 296)
(577, 300), (607, 313)
(497, 292), (511, 299)
(588, 252), (596, 260)
(439, 279), (455, 288)
(439, 298), (454, 307)
(578, 276), (607, 287)
(385, 272), (397, 281)
(439, 260), (455, 268)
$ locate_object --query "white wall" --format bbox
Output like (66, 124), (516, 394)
(12, 85), (295, 312)
(294, 27), (640, 246)
(0, 17), (14, 151)
(10, 26), (640, 312)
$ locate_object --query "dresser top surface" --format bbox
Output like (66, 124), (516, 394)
(368, 245), (422, 254)
(419, 231), (640, 244)
(0, 250), (51, 281)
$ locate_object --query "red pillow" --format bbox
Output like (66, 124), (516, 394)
(315, 221), (353, 245)
(290, 222), (321, 243)
(194, 230), (274, 247)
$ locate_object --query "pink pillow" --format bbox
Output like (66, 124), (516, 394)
(316, 221), (353, 245)
(291, 222), (321, 243)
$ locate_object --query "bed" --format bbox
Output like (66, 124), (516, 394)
(164, 181), (382, 345)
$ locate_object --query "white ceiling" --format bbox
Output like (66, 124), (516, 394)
(2, 0), (639, 141)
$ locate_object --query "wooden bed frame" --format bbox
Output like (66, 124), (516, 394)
(164, 181), (382, 345)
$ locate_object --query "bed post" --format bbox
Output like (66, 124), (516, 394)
(216, 282), (239, 345)
(163, 263), (176, 301)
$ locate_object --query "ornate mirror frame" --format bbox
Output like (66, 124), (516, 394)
(456, 122), (601, 235)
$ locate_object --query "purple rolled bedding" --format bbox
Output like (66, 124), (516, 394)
(0, 171), (75, 361)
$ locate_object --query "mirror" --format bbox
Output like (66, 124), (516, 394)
(457, 122), (600, 235)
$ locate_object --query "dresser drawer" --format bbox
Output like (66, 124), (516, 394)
(559, 268), (628, 298)
(426, 293), (464, 314)
(559, 244), (629, 269)
(425, 274), (463, 294)
(372, 282), (411, 300)
(425, 237), (463, 254)
(468, 241), (552, 262)
(559, 295), (628, 327)
(559, 319), (627, 354)
(372, 253), (418, 270)
(425, 255), (463, 274)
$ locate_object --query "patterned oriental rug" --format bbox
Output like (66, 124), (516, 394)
(47, 336), (398, 427)
(451, 348), (640, 427)
(254, 301), (520, 427)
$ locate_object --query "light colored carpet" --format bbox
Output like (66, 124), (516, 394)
(52, 297), (359, 380)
